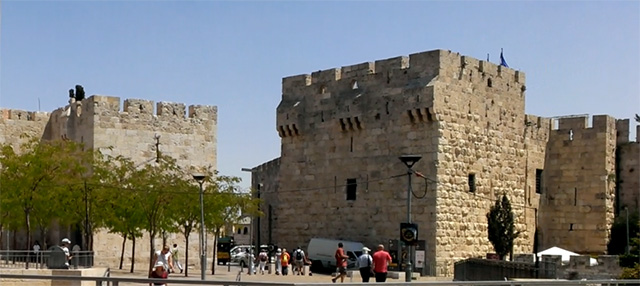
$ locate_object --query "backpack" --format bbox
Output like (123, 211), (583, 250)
(260, 253), (267, 262)
(295, 250), (303, 260)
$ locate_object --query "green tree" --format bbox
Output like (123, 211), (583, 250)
(0, 139), (88, 251)
(167, 173), (201, 277)
(486, 194), (519, 260)
(204, 174), (258, 274)
(99, 155), (145, 272)
(133, 155), (186, 271)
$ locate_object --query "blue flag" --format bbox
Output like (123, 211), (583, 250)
(500, 48), (509, 68)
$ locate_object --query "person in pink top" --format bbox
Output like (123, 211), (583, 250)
(371, 244), (392, 282)
(331, 242), (349, 283)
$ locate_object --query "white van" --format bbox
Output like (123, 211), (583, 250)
(307, 238), (366, 270)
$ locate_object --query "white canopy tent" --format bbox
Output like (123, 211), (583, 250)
(536, 246), (598, 266)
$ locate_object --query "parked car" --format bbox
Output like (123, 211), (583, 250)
(230, 245), (253, 266)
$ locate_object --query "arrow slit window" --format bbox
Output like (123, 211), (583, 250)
(346, 178), (357, 201)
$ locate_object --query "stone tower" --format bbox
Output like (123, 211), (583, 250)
(272, 49), (538, 275)
(538, 115), (618, 254)
(0, 94), (218, 268)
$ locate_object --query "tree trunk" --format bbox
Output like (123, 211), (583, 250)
(130, 235), (136, 273)
(162, 231), (167, 248)
(25, 210), (31, 252)
(212, 228), (219, 275)
(184, 232), (190, 277)
(148, 232), (156, 272)
(119, 233), (127, 270)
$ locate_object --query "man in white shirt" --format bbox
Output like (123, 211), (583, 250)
(356, 247), (373, 282)
(153, 245), (174, 274)
(60, 238), (73, 269)
(171, 244), (183, 274)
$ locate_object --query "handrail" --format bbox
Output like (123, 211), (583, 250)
(0, 273), (638, 286)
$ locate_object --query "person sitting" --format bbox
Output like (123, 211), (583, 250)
(149, 261), (168, 286)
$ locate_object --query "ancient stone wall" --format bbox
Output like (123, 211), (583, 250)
(0, 95), (218, 271)
(616, 121), (639, 212)
(276, 51), (441, 269)
(539, 115), (617, 254)
(0, 109), (50, 149)
(61, 95), (218, 170)
(273, 49), (538, 276)
(430, 51), (535, 274)
(251, 158), (281, 246)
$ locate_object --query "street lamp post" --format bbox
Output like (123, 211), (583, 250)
(241, 167), (258, 276)
(193, 174), (207, 280)
(399, 155), (422, 283)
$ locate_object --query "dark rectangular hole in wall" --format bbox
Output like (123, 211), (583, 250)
(468, 174), (476, 193)
(346, 178), (357, 201)
(535, 169), (543, 194)
(350, 137), (353, 152)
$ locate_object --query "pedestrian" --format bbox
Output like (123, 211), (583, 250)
(280, 248), (290, 276)
(257, 248), (268, 275)
(331, 242), (348, 283)
(275, 248), (282, 275)
(60, 238), (73, 269)
(149, 261), (168, 286)
(304, 252), (313, 276)
(153, 245), (175, 274)
(357, 246), (373, 282)
(293, 246), (305, 275)
(32, 240), (41, 263)
(372, 244), (392, 283)
(171, 243), (183, 274)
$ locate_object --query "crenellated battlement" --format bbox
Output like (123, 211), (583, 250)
(0, 109), (50, 122)
(282, 49), (525, 100)
(551, 114), (615, 132)
(71, 95), (217, 120)
(615, 119), (630, 144)
(523, 114), (552, 141)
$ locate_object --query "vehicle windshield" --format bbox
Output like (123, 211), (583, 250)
(348, 251), (363, 260)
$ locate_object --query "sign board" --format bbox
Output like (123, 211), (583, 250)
(415, 250), (425, 268)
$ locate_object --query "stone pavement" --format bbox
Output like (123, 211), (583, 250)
(108, 264), (452, 285)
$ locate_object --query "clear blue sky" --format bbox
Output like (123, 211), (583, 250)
(1, 1), (638, 188)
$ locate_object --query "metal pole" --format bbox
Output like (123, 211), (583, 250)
(405, 167), (412, 282)
(625, 207), (630, 255)
(199, 181), (206, 280)
(249, 216), (254, 275)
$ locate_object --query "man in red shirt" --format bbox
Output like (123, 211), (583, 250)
(372, 244), (392, 282)
(331, 242), (349, 283)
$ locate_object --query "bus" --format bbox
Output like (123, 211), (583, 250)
(216, 236), (234, 265)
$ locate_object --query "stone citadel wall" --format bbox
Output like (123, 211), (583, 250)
(0, 109), (51, 148)
(539, 115), (618, 254)
(265, 49), (639, 276)
(616, 122), (640, 212)
(430, 51), (542, 273)
(0, 95), (218, 270)
(274, 50), (542, 275)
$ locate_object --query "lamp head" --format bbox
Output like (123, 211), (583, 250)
(192, 173), (206, 182)
(399, 155), (422, 168)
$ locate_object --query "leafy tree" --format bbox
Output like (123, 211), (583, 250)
(99, 155), (145, 272)
(204, 173), (258, 274)
(486, 194), (519, 260)
(133, 155), (186, 271)
(167, 173), (202, 277)
(0, 139), (87, 251)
